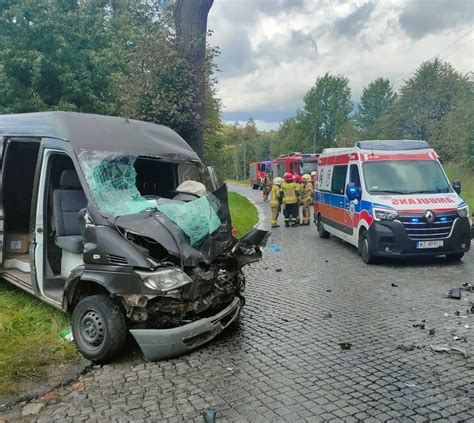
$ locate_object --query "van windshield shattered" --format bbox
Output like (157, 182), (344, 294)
(77, 151), (221, 246)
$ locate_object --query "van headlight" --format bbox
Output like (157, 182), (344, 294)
(136, 268), (193, 293)
(372, 207), (398, 221)
(457, 205), (469, 218)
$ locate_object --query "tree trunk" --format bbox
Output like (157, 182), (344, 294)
(174, 0), (213, 158)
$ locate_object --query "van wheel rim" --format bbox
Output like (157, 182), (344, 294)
(80, 310), (105, 347)
(363, 238), (369, 257)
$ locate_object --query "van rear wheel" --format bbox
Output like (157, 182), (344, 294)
(360, 231), (377, 264)
(72, 295), (127, 363)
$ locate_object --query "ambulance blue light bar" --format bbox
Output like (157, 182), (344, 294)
(356, 140), (430, 151)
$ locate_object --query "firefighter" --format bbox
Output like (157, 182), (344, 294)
(294, 175), (303, 225)
(262, 174), (271, 202)
(270, 177), (283, 228)
(281, 172), (300, 227)
(301, 174), (314, 225)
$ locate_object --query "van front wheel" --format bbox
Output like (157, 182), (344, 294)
(72, 295), (127, 363)
(360, 231), (377, 264)
(317, 216), (330, 239)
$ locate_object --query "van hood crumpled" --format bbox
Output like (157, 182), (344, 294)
(114, 184), (238, 267)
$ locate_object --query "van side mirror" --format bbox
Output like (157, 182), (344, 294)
(346, 182), (361, 201)
(452, 180), (461, 195)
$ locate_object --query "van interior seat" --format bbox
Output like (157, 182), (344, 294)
(53, 169), (87, 254)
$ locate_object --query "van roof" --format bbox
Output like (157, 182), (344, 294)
(0, 112), (200, 161)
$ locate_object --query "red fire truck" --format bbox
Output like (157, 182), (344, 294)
(249, 160), (272, 189)
(271, 153), (320, 178)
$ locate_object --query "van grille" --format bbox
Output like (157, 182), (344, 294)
(398, 212), (457, 240)
(106, 254), (128, 265)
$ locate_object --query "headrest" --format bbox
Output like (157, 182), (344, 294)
(59, 169), (82, 189)
(176, 180), (207, 197)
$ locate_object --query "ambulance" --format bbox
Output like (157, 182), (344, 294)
(314, 140), (471, 264)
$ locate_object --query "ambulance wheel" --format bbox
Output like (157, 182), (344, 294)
(72, 295), (127, 363)
(445, 253), (464, 262)
(360, 231), (377, 264)
(317, 216), (330, 239)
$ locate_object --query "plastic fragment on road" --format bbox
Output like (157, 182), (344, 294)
(226, 367), (241, 376)
(339, 342), (352, 350)
(267, 243), (281, 253)
(428, 329), (435, 335)
(59, 326), (73, 342)
(448, 288), (462, 299)
(397, 344), (416, 352)
(430, 344), (470, 358)
(202, 408), (217, 423)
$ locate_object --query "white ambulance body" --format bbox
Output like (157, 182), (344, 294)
(314, 140), (471, 264)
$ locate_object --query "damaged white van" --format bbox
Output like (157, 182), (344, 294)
(0, 112), (269, 362)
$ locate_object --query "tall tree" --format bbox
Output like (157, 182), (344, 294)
(174, 0), (214, 158)
(388, 59), (469, 140)
(301, 73), (353, 149)
(356, 77), (396, 138)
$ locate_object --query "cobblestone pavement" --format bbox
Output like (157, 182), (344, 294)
(8, 184), (474, 422)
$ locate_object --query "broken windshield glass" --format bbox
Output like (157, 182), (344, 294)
(77, 150), (222, 246)
(78, 151), (152, 216)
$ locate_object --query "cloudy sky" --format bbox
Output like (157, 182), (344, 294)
(208, 0), (474, 130)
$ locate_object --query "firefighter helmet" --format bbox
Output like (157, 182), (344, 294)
(302, 174), (311, 182)
(295, 175), (303, 183)
(273, 177), (283, 186)
(283, 172), (293, 181)
(310, 171), (317, 176)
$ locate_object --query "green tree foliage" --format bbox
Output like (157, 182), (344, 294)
(0, 1), (116, 114)
(300, 73), (353, 149)
(355, 77), (396, 138)
(388, 59), (469, 140)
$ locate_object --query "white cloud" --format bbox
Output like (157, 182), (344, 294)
(208, 0), (474, 123)
(224, 120), (281, 131)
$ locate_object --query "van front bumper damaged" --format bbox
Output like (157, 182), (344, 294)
(129, 297), (242, 361)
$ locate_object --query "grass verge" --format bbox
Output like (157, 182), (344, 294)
(225, 179), (250, 186)
(228, 192), (259, 237)
(0, 280), (80, 398)
(444, 162), (474, 211)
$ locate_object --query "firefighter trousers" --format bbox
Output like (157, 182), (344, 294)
(302, 200), (311, 225)
(270, 204), (279, 226)
(283, 203), (298, 226)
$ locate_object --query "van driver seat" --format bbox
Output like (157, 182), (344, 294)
(53, 169), (87, 254)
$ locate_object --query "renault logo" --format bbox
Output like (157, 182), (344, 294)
(425, 210), (435, 223)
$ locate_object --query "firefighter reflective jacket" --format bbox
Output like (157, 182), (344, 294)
(281, 182), (299, 204)
(270, 185), (281, 206)
(302, 182), (314, 201)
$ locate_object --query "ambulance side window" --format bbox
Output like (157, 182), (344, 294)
(349, 164), (361, 187)
(331, 165), (348, 195)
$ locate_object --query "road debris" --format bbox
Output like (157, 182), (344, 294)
(430, 344), (470, 358)
(323, 312), (333, 319)
(275, 268), (282, 272)
(59, 326), (74, 342)
(428, 329), (435, 335)
(41, 392), (60, 402)
(70, 382), (85, 390)
(339, 342), (352, 350)
(448, 288), (462, 300)
(405, 382), (417, 387)
(202, 408), (217, 423)
(326, 289), (332, 293)
(226, 367), (241, 376)
(397, 344), (416, 352)
(391, 283), (399, 287)
(455, 310), (460, 316)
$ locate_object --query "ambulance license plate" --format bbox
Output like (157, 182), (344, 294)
(416, 240), (444, 249)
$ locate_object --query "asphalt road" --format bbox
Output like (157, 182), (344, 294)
(9, 183), (474, 422)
